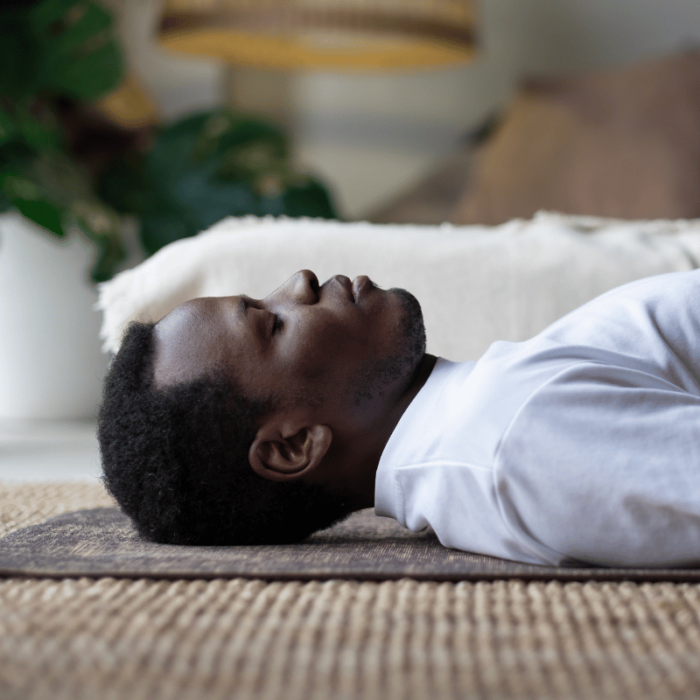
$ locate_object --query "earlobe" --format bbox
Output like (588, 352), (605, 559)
(249, 422), (333, 482)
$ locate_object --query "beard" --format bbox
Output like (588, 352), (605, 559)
(350, 287), (427, 407)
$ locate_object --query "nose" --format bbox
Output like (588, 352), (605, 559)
(269, 269), (319, 306)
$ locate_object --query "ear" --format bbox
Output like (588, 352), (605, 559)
(248, 417), (333, 483)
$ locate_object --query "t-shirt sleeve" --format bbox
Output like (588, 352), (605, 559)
(541, 270), (700, 393)
(495, 362), (700, 567)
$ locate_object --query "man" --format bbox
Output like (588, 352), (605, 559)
(98, 268), (700, 567)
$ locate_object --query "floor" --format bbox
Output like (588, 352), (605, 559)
(0, 418), (101, 483)
(2, 425), (700, 700)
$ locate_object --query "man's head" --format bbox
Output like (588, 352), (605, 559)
(99, 270), (429, 545)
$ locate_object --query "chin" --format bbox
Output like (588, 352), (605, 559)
(391, 287), (427, 371)
(351, 288), (426, 406)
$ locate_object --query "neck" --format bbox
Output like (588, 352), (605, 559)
(383, 352), (438, 442)
(329, 353), (438, 510)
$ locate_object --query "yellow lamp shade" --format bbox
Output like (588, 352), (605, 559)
(158, 0), (478, 71)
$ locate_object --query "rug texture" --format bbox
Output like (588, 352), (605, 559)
(2, 482), (700, 700)
(3, 503), (700, 582)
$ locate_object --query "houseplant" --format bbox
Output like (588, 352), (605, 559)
(0, 0), (127, 283)
(100, 107), (338, 255)
(0, 0), (129, 418)
(0, 0), (339, 278)
(0, 0), (338, 419)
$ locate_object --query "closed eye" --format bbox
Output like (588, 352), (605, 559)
(272, 314), (282, 334)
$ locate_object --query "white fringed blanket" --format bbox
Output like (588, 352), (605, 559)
(98, 212), (700, 361)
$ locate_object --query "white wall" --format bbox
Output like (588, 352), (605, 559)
(118, 0), (700, 218)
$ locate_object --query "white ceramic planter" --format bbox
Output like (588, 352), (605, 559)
(0, 214), (109, 419)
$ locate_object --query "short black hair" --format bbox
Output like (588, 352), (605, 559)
(98, 321), (350, 546)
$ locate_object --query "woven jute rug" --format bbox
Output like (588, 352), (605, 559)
(3, 482), (700, 700)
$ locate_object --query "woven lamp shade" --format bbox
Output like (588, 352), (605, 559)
(159, 0), (478, 71)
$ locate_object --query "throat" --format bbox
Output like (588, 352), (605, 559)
(328, 353), (438, 512)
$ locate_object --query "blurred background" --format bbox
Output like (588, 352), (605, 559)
(108, 0), (700, 221)
(7, 0), (700, 264)
(4, 0), (700, 478)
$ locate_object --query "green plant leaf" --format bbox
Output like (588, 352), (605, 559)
(28, 0), (124, 99)
(42, 2), (112, 58)
(139, 211), (199, 256)
(1, 171), (41, 201)
(32, 150), (92, 202)
(0, 174), (10, 211)
(170, 169), (259, 225)
(98, 155), (154, 214)
(28, 0), (80, 32)
(281, 177), (338, 219)
(203, 113), (287, 160)
(12, 197), (65, 237)
(30, 152), (126, 278)
(0, 108), (16, 148)
(0, 11), (42, 98)
(46, 36), (123, 100)
(85, 232), (125, 283)
(101, 108), (338, 255)
(215, 140), (287, 181)
(17, 109), (61, 151)
(146, 109), (288, 186)
(137, 174), (260, 255)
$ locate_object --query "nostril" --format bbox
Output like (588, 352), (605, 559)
(300, 269), (319, 297)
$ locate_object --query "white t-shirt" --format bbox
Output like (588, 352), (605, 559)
(375, 270), (700, 567)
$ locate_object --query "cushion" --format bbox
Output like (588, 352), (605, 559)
(98, 213), (700, 362)
(452, 50), (700, 225)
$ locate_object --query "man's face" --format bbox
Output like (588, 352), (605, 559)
(153, 270), (426, 429)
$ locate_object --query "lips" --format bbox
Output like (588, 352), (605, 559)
(329, 274), (354, 302)
(326, 274), (372, 302)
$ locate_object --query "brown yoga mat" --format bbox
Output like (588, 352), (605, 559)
(1, 506), (700, 582)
